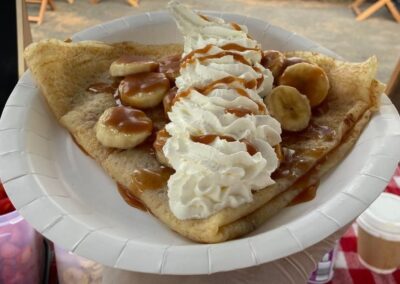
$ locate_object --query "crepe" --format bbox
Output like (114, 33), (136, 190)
(24, 39), (383, 243)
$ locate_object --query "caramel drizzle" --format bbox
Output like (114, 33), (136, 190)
(190, 134), (258, 156)
(130, 167), (174, 193)
(105, 107), (153, 134)
(225, 107), (254, 117)
(172, 77), (266, 112)
(181, 44), (263, 86)
(199, 14), (211, 21)
(182, 44), (259, 62)
(181, 51), (251, 68)
(230, 22), (242, 31)
(153, 128), (170, 152)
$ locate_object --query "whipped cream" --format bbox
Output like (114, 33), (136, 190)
(165, 1), (281, 220)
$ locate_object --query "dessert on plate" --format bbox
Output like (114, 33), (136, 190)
(23, 1), (384, 243)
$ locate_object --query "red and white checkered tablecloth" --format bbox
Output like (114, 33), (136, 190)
(329, 165), (400, 284)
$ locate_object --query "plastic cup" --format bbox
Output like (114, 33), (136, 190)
(356, 192), (400, 274)
(0, 210), (44, 284)
(54, 245), (104, 284)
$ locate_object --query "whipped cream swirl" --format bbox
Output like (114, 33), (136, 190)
(165, 1), (282, 220)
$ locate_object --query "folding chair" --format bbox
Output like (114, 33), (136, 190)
(351, 0), (400, 22)
(25, 0), (56, 25)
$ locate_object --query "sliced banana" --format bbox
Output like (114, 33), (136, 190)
(261, 50), (285, 79)
(110, 55), (159, 77)
(119, 73), (170, 109)
(279, 62), (329, 107)
(265, 85), (311, 132)
(96, 106), (153, 149)
(153, 128), (171, 167)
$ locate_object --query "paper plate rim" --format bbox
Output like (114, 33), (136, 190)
(1, 11), (400, 275)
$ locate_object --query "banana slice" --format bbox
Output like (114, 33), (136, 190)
(261, 50), (285, 79)
(96, 106), (153, 149)
(265, 86), (311, 132)
(119, 73), (170, 109)
(153, 128), (171, 167)
(110, 55), (159, 77)
(279, 62), (329, 107)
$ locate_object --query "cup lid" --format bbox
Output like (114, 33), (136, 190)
(357, 193), (400, 238)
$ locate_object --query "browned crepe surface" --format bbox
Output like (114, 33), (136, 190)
(24, 40), (383, 243)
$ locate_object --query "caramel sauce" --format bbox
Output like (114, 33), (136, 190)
(288, 181), (319, 206)
(182, 45), (214, 62)
(190, 134), (258, 155)
(105, 106), (153, 134)
(282, 122), (336, 144)
(87, 82), (116, 94)
(119, 73), (170, 97)
(245, 79), (257, 89)
(183, 44), (259, 63)
(228, 22), (254, 38)
(158, 54), (181, 81)
(153, 128), (170, 153)
(199, 14), (210, 21)
(230, 22), (242, 31)
(181, 44), (262, 81)
(233, 87), (249, 97)
(225, 107), (254, 117)
(253, 66), (264, 88)
(182, 51), (251, 68)
(220, 43), (259, 52)
(229, 22), (253, 39)
(242, 139), (258, 156)
(234, 87), (265, 112)
(131, 167), (174, 193)
(163, 86), (178, 114)
(172, 88), (193, 105)
(115, 54), (159, 70)
(117, 183), (147, 211)
(272, 147), (326, 180)
(191, 134), (235, 144)
(172, 80), (265, 112)
(202, 76), (245, 93)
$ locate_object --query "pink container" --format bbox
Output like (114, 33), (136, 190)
(0, 210), (44, 284)
(54, 245), (103, 284)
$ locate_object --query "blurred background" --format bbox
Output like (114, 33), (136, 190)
(25, 0), (400, 83)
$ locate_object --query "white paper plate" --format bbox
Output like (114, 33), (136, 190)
(1, 11), (400, 275)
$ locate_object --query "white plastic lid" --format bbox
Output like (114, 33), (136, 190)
(357, 193), (400, 241)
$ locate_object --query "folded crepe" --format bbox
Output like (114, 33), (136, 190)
(24, 38), (383, 243)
